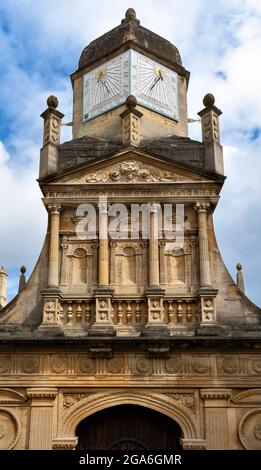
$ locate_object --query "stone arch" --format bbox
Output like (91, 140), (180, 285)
(61, 391), (197, 440)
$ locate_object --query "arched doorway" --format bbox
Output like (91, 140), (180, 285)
(76, 405), (182, 450)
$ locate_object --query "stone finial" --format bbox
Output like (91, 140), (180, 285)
(197, 93), (224, 175)
(18, 265), (26, 293)
(236, 263), (245, 293)
(120, 95), (143, 146)
(41, 95), (64, 147)
(47, 95), (58, 109)
(39, 95), (65, 178)
(198, 93), (222, 143)
(0, 266), (8, 308)
(122, 8), (140, 24)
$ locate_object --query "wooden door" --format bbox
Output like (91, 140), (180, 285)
(76, 405), (182, 450)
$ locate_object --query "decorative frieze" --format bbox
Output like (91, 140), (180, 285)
(0, 354), (261, 380)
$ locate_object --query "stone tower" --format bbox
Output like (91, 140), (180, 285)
(0, 9), (261, 451)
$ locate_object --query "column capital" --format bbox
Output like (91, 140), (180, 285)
(48, 204), (61, 215)
(194, 202), (210, 214)
(98, 201), (108, 214)
(150, 202), (161, 213)
(27, 387), (58, 400)
(61, 235), (68, 250)
(200, 388), (232, 400)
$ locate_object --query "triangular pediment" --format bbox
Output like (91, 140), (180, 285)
(46, 148), (220, 185)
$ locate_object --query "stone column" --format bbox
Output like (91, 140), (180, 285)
(0, 266), (7, 308)
(159, 240), (166, 285)
(48, 205), (61, 289)
(149, 203), (160, 287)
(27, 388), (58, 450)
(144, 204), (166, 333)
(98, 200), (109, 286)
(195, 202), (211, 288)
(200, 389), (232, 449)
(91, 200), (114, 335)
(60, 235), (68, 285)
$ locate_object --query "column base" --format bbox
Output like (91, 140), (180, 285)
(145, 285), (165, 296)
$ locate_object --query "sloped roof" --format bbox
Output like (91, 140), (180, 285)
(56, 135), (205, 176)
(78, 15), (182, 71)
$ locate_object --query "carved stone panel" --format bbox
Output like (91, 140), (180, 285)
(239, 409), (261, 450)
(84, 160), (194, 183)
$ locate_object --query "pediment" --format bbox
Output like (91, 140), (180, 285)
(53, 150), (215, 185)
(0, 388), (26, 404)
(232, 389), (261, 404)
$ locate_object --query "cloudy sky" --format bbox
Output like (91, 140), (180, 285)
(0, 0), (260, 305)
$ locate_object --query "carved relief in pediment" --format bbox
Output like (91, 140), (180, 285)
(85, 160), (192, 183)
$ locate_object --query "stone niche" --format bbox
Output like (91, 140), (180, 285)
(60, 239), (98, 293)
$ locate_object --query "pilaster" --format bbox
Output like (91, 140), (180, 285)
(200, 389), (232, 449)
(27, 388), (58, 450)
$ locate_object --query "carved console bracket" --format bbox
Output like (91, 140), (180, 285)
(146, 347), (170, 359)
(88, 348), (113, 359)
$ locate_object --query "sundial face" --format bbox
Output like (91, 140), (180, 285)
(83, 49), (179, 121)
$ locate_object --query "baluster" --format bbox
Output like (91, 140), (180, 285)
(167, 301), (174, 323)
(117, 301), (123, 325)
(135, 301), (141, 324)
(186, 301), (192, 323)
(67, 301), (73, 325)
(76, 301), (82, 324)
(59, 303), (64, 324)
(126, 301), (132, 324)
(85, 301), (91, 324)
(177, 301), (183, 323)
(196, 303), (201, 324)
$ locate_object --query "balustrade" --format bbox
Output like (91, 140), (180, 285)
(57, 297), (200, 328)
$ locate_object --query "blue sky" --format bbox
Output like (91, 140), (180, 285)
(0, 0), (261, 305)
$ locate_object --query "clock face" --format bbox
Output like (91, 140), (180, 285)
(83, 50), (179, 121)
(134, 52), (179, 120)
(83, 55), (126, 121)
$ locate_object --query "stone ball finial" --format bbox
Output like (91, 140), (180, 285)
(203, 93), (215, 108)
(47, 95), (58, 109)
(126, 95), (137, 109)
(20, 265), (26, 274)
(236, 263), (242, 271)
(125, 8), (136, 20)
